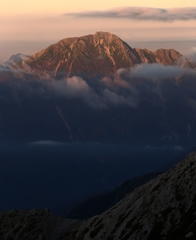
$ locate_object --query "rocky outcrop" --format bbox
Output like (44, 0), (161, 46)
(65, 152), (196, 240)
(66, 172), (161, 219)
(135, 48), (182, 65)
(0, 208), (80, 240)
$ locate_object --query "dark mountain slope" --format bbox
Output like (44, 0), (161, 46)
(65, 172), (161, 219)
(1, 152), (196, 239)
(0, 209), (80, 240)
(65, 152), (196, 240)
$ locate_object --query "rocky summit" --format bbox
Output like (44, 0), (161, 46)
(1, 152), (196, 240)
(15, 31), (183, 79)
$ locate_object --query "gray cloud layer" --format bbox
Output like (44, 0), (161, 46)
(0, 65), (10, 72)
(186, 48), (196, 63)
(129, 63), (185, 79)
(0, 62), (196, 109)
(28, 140), (65, 147)
(116, 60), (196, 80)
(64, 7), (196, 22)
(0, 73), (138, 109)
(145, 145), (184, 151)
(45, 76), (138, 109)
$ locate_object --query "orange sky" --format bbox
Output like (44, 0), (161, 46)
(1, 1), (196, 62)
(2, 0), (196, 15)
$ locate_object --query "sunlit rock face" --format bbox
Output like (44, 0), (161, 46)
(14, 31), (184, 79)
(135, 48), (182, 65)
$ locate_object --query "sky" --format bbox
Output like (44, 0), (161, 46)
(0, 0), (196, 63)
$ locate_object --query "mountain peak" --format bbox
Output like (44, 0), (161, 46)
(15, 32), (141, 78)
(14, 32), (184, 79)
(95, 31), (113, 36)
(94, 31), (118, 39)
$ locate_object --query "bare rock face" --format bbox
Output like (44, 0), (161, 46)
(15, 32), (183, 79)
(66, 172), (161, 219)
(65, 152), (196, 240)
(0, 209), (80, 240)
(135, 48), (182, 65)
(15, 32), (140, 79)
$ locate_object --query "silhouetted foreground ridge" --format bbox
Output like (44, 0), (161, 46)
(1, 152), (196, 239)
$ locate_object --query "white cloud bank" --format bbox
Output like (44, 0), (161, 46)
(130, 64), (185, 79)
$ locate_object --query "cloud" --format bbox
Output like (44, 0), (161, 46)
(28, 140), (64, 146)
(2, 61), (196, 109)
(145, 145), (184, 151)
(186, 48), (196, 63)
(145, 145), (167, 150)
(102, 89), (137, 108)
(173, 145), (184, 151)
(129, 63), (185, 79)
(49, 76), (92, 98)
(64, 7), (196, 22)
(101, 75), (130, 89)
(0, 71), (139, 109)
(47, 77), (108, 109)
(48, 77), (138, 108)
(0, 65), (10, 72)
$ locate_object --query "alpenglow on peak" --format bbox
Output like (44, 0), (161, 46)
(14, 32), (183, 79)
